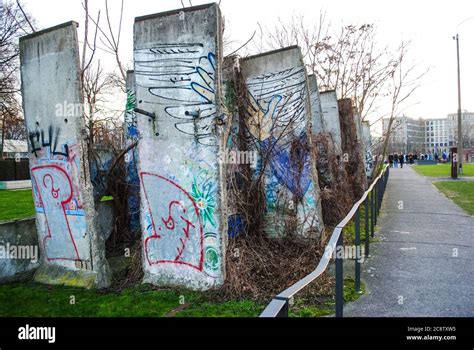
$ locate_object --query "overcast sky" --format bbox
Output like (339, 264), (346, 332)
(21, 0), (474, 131)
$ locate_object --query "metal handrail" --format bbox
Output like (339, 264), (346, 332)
(260, 164), (390, 317)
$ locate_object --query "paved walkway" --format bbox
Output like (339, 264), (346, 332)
(345, 166), (474, 317)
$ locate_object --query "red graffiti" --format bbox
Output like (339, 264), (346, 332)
(141, 172), (204, 271)
(31, 165), (81, 262)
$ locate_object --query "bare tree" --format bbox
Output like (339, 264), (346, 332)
(375, 41), (427, 173)
(79, 0), (137, 249)
(0, 0), (35, 158)
(257, 14), (428, 180)
(82, 60), (124, 148)
(80, 0), (128, 148)
(256, 14), (425, 123)
(81, 0), (126, 83)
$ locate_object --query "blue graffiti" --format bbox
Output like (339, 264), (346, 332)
(260, 133), (312, 199)
(228, 214), (246, 238)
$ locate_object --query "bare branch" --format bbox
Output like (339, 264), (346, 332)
(15, 0), (35, 32)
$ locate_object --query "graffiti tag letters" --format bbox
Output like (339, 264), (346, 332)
(29, 126), (69, 158)
(141, 172), (204, 271)
(31, 165), (80, 261)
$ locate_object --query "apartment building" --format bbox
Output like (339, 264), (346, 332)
(382, 116), (425, 154)
(425, 118), (449, 155)
(383, 112), (474, 160)
(447, 111), (474, 148)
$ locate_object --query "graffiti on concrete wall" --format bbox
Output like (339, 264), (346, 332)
(28, 126), (70, 158)
(124, 76), (141, 231)
(139, 163), (221, 280)
(365, 150), (373, 178)
(31, 165), (79, 261)
(19, 21), (110, 286)
(246, 68), (308, 196)
(361, 122), (373, 178)
(134, 9), (224, 288)
(141, 172), (204, 271)
(135, 44), (218, 146)
(125, 89), (139, 141)
(29, 137), (91, 267)
(244, 66), (320, 236)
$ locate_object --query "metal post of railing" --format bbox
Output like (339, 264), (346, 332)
(381, 176), (384, 208)
(378, 179), (382, 214)
(370, 189), (375, 238)
(378, 178), (382, 213)
(383, 171), (387, 197)
(364, 195), (370, 257)
(335, 233), (344, 317)
(374, 182), (378, 226)
(275, 297), (289, 317)
(354, 208), (361, 292)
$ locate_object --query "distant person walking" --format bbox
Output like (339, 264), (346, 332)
(389, 154), (394, 168)
(394, 153), (399, 168)
(442, 152), (447, 163)
(399, 154), (405, 168)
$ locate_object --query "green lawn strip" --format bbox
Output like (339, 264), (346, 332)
(433, 181), (474, 216)
(343, 276), (365, 302)
(0, 189), (35, 222)
(289, 277), (365, 317)
(342, 206), (378, 245)
(413, 163), (474, 177)
(176, 299), (264, 317)
(0, 282), (266, 317)
(0, 283), (200, 317)
(289, 298), (334, 317)
(0, 278), (364, 317)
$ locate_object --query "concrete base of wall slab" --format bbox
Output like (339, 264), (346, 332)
(34, 264), (100, 289)
(0, 217), (39, 282)
(142, 271), (223, 292)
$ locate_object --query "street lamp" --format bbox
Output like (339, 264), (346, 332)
(453, 34), (463, 175)
(454, 17), (474, 176)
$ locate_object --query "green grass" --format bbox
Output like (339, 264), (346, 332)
(343, 276), (366, 302)
(0, 277), (365, 317)
(177, 299), (264, 317)
(413, 163), (474, 177)
(433, 181), (474, 216)
(0, 282), (265, 317)
(342, 206), (378, 245)
(290, 298), (334, 317)
(0, 189), (35, 222)
(288, 277), (365, 317)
